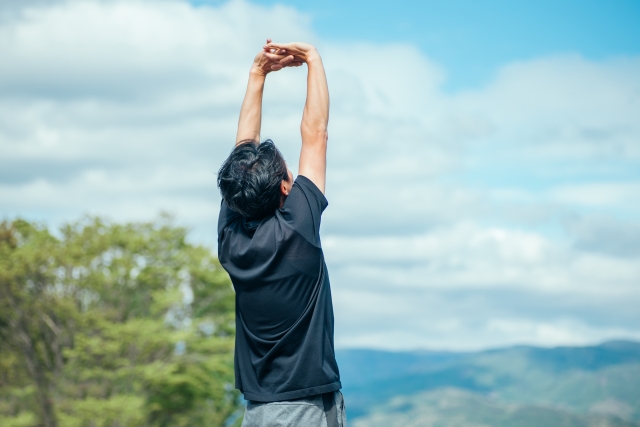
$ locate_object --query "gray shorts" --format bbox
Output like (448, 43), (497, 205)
(241, 391), (347, 427)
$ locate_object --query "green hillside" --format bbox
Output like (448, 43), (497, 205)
(337, 341), (640, 424)
(352, 388), (640, 427)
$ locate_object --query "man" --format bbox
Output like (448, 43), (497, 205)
(217, 40), (345, 427)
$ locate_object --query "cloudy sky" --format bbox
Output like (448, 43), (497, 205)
(2, 0), (639, 350)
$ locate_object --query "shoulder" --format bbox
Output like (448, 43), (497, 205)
(217, 200), (242, 236)
(292, 175), (328, 210)
(277, 175), (328, 245)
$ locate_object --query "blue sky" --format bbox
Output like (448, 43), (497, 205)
(192, 0), (640, 212)
(195, 0), (640, 90)
(1, 0), (639, 350)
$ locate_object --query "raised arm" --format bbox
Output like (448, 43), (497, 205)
(236, 40), (300, 145)
(265, 42), (329, 193)
(235, 67), (265, 145)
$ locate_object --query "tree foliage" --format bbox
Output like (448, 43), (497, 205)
(0, 216), (240, 427)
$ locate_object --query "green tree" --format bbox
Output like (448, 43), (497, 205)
(0, 216), (240, 427)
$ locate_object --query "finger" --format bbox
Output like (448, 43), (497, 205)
(270, 63), (284, 71)
(264, 44), (289, 56)
(264, 42), (286, 51)
(263, 52), (286, 60)
(263, 38), (273, 52)
(278, 55), (294, 65)
(265, 46), (286, 55)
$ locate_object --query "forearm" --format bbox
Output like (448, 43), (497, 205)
(236, 71), (266, 145)
(258, 40), (328, 191)
(298, 49), (328, 193)
(301, 51), (329, 139)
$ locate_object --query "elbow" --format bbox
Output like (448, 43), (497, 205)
(301, 123), (328, 144)
(315, 128), (328, 143)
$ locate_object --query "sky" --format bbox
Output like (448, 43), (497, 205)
(1, 0), (639, 351)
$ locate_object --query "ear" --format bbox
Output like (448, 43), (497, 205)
(280, 179), (290, 196)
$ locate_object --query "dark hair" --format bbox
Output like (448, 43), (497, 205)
(217, 139), (289, 219)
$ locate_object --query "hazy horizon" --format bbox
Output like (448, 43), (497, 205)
(1, 0), (639, 351)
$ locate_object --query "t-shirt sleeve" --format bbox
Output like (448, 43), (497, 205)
(218, 199), (242, 237)
(279, 175), (328, 245)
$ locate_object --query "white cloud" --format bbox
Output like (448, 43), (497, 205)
(325, 223), (640, 295)
(333, 285), (640, 350)
(567, 214), (640, 257)
(552, 182), (640, 208)
(450, 55), (640, 155)
(1, 0), (639, 350)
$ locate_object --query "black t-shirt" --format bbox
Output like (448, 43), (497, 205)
(217, 175), (341, 402)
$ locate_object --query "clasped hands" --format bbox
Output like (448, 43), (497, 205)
(251, 39), (317, 76)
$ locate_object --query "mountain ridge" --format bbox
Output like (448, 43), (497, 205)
(336, 340), (640, 425)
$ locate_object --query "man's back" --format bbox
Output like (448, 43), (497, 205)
(218, 175), (341, 402)
(217, 40), (345, 426)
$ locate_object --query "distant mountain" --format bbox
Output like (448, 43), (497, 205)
(336, 340), (640, 425)
(352, 388), (640, 427)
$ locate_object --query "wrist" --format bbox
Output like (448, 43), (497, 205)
(249, 67), (267, 80)
(304, 49), (321, 64)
